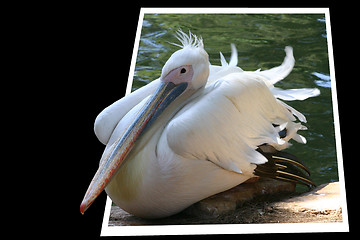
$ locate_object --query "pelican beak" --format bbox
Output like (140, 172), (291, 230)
(80, 81), (188, 214)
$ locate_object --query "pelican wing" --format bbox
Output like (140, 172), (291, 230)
(164, 72), (302, 176)
(94, 78), (160, 145)
(246, 47), (320, 101)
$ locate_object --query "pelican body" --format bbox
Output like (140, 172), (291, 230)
(80, 31), (320, 218)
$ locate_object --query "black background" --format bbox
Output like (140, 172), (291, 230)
(30, 1), (352, 238)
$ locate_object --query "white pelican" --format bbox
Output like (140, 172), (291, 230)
(80, 31), (320, 218)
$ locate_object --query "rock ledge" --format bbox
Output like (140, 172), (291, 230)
(108, 180), (343, 226)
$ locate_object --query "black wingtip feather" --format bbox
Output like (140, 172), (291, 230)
(255, 146), (316, 189)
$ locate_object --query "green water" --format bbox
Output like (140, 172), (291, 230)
(133, 13), (338, 186)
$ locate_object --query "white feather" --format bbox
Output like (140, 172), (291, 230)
(272, 87), (321, 101)
(219, 52), (228, 66)
(229, 43), (238, 67)
(254, 46), (295, 86)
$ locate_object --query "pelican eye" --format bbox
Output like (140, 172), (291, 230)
(180, 68), (186, 74)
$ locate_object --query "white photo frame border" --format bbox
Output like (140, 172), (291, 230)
(99, 8), (348, 236)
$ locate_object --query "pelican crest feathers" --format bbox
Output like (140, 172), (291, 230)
(171, 29), (204, 49)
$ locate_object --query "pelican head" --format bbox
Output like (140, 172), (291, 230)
(161, 30), (209, 91)
(80, 30), (209, 214)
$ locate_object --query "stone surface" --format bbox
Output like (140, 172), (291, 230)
(272, 182), (342, 215)
(183, 178), (295, 217)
